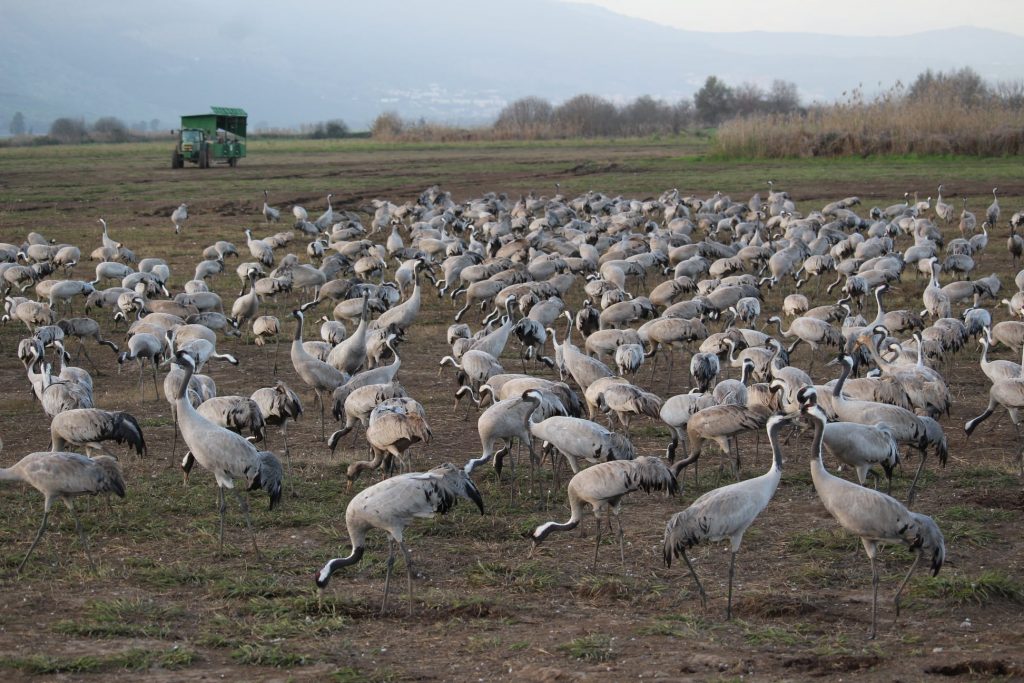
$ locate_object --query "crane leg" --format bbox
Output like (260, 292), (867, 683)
(614, 511), (625, 573)
(170, 406), (179, 462)
(316, 391), (326, 442)
(233, 489), (261, 560)
(136, 362), (146, 402)
(17, 510), (50, 574)
(869, 555), (879, 640)
(152, 361), (159, 400)
(217, 487), (227, 555)
(680, 548), (707, 609)
(592, 514), (603, 570)
(67, 502), (95, 569)
(726, 550), (737, 620)
(399, 541), (414, 617)
(892, 552), (922, 619)
(906, 449), (928, 504)
(381, 538), (397, 615)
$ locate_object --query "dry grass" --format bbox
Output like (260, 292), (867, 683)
(714, 90), (1024, 158)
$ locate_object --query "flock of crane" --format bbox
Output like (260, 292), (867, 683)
(1, 180), (1022, 639)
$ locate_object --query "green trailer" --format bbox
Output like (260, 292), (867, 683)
(171, 106), (247, 168)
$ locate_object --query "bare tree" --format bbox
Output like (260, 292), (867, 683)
(767, 80), (800, 114)
(554, 94), (618, 137)
(9, 111), (26, 136)
(92, 116), (129, 143)
(620, 95), (674, 136)
(495, 97), (553, 137)
(49, 117), (88, 144)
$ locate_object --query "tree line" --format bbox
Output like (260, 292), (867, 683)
(7, 67), (1022, 147)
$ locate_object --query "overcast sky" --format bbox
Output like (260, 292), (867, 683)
(566, 0), (1023, 37)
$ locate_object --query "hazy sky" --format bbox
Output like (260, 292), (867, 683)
(566, 0), (1024, 37)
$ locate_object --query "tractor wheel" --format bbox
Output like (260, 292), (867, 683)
(228, 156), (237, 168)
(171, 150), (183, 169)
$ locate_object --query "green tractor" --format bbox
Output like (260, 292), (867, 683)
(171, 107), (247, 168)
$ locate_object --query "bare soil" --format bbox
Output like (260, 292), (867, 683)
(0, 141), (1021, 681)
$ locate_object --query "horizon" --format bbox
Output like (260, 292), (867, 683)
(564, 0), (1024, 38)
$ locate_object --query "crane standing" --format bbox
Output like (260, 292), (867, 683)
(663, 413), (792, 619)
(799, 387), (944, 639)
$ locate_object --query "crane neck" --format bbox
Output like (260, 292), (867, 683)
(806, 408), (828, 485)
(861, 333), (891, 373)
(766, 419), (786, 472)
(175, 359), (195, 402)
(315, 546), (366, 588)
(740, 358), (753, 385)
(724, 339), (739, 365)
(531, 496), (585, 544)
(832, 358), (852, 398)
(293, 314), (304, 343)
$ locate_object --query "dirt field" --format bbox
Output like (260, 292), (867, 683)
(0, 139), (1022, 681)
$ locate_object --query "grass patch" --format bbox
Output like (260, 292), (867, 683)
(231, 643), (308, 668)
(739, 620), (811, 647)
(955, 467), (1021, 489)
(0, 647), (195, 674)
(912, 570), (1024, 606)
(332, 666), (399, 682)
(787, 528), (859, 556)
(52, 598), (184, 639)
(467, 560), (558, 593)
(558, 633), (616, 663)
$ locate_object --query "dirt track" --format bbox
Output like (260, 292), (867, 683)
(0, 141), (1021, 681)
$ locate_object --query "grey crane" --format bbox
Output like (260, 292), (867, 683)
(262, 190), (281, 223)
(314, 193), (335, 232)
(799, 387), (944, 639)
(663, 413), (792, 619)
(315, 463), (483, 615)
(614, 342), (645, 380)
(291, 309), (348, 440)
(531, 456), (680, 570)
(529, 415), (634, 482)
(171, 203), (188, 234)
(0, 447), (125, 573)
(965, 374), (1024, 473)
(986, 187), (1000, 227)
(98, 217), (120, 251)
(934, 185), (954, 223)
(596, 382), (662, 436)
(822, 421), (899, 491)
(117, 331), (164, 400)
(244, 228), (275, 267)
(463, 389), (543, 484)
(196, 396), (267, 443)
(327, 294), (371, 376)
(252, 315), (281, 372)
(50, 408), (146, 458)
(251, 381), (303, 460)
(689, 351), (720, 392)
(327, 381), (408, 452)
(346, 399), (431, 488)
(173, 350), (283, 556)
